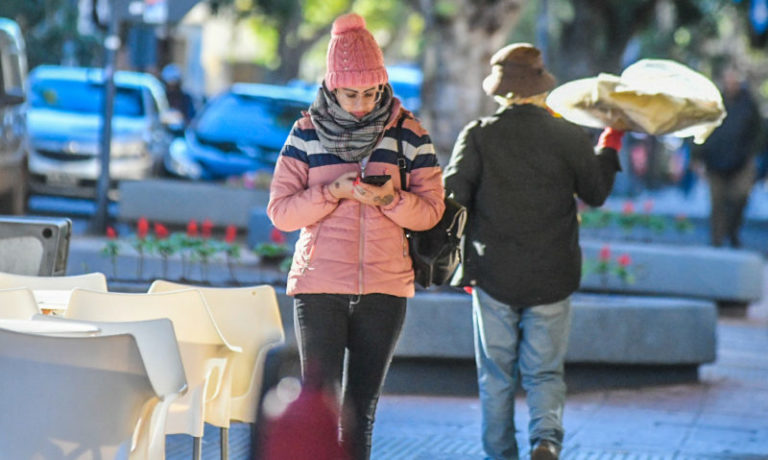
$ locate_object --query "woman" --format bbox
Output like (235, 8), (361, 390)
(267, 13), (445, 460)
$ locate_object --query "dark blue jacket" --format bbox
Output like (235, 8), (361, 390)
(696, 86), (762, 176)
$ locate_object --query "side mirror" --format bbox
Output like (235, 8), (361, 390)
(0, 91), (25, 107)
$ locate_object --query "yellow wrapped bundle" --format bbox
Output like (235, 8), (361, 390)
(546, 59), (726, 144)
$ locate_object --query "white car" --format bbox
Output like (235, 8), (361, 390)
(26, 65), (179, 198)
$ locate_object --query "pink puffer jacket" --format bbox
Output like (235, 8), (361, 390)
(267, 105), (445, 298)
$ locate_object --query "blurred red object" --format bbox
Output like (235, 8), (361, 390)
(260, 376), (348, 460)
(201, 219), (214, 239)
(270, 227), (286, 245)
(225, 225), (237, 243)
(137, 217), (149, 239)
(154, 223), (169, 239)
(186, 220), (199, 238)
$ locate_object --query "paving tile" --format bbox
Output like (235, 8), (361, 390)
(163, 264), (768, 460)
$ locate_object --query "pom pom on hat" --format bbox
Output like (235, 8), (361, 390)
(325, 13), (388, 91)
(332, 12), (366, 35)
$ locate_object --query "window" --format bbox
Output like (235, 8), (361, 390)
(194, 92), (306, 145)
(29, 78), (145, 117)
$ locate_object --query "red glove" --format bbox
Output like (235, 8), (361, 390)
(597, 127), (625, 151)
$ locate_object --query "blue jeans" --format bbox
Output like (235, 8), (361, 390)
(472, 288), (572, 460)
(294, 293), (406, 460)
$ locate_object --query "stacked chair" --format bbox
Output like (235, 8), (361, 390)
(0, 271), (108, 291)
(0, 318), (186, 459)
(148, 281), (286, 459)
(0, 287), (40, 319)
(65, 288), (242, 460)
(0, 269), (285, 460)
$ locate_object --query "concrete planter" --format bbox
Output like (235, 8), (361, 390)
(271, 290), (717, 366)
(118, 179), (269, 228)
(580, 239), (764, 304)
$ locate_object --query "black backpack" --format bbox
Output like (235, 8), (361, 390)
(395, 117), (467, 288)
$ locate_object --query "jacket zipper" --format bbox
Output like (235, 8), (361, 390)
(358, 161), (365, 294)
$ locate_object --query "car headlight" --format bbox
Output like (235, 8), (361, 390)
(166, 138), (203, 179)
(110, 139), (148, 158)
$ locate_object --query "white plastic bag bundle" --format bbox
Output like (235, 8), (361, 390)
(546, 59), (726, 144)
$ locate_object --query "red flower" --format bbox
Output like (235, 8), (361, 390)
(201, 219), (214, 239)
(137, 217), (149, 239)
(617, 254), (632, 267)
(622, 201), (635, 215)
(106, 226), (117, 239)
(225, 225), (237, 243)
(642, 200), (654, 213)
(154, 222), (169, 239)
(599, 245), (611, 262)
(271, 227), (286, 244)
(186, 220), (199, 237)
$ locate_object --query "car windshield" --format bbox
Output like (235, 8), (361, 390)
(29, 78), (145, 117)
(194, 92), (307, 145)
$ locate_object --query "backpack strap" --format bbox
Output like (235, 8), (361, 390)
(395, 116), (408, 192)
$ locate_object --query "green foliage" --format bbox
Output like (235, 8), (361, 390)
(100, 240), (120, 278)
(582, 250), (636, 285)
(101, 240), (120, 258)
(253, 241), (290, 259)
(0, 1), (103, 69)
(243, 15), (280, 68)
(579, 206), (693, 238)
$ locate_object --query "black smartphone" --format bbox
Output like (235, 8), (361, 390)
(361, 174), (391, 186)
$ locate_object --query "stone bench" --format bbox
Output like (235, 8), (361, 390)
(118, 179), (270, 228)
(274, 290), (717, 366)
(580, 239), (764, 305)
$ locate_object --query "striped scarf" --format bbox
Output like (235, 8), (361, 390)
(309, 83), (394, 163)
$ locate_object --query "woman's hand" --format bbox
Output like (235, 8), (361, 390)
(327, 171), (358, 200)
(353, 173), (397, 207)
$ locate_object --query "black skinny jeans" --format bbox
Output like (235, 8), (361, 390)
(294, 293), (407, 460)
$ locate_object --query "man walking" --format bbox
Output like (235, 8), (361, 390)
(444, 43), (624, 460)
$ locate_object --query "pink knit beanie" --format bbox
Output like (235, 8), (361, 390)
(324, 13), (388, 91)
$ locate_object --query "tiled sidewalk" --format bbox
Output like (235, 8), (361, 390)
(166, 266), (768, 460)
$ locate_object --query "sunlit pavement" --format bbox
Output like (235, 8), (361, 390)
(164, 264), (768, 460)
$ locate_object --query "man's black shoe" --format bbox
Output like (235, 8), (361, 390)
(530, 439), (560, 460)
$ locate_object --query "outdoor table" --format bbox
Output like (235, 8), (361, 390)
(0, 318), (99, 336)
(31, 289), (71, 315)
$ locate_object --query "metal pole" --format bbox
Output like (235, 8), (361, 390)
(90, 0), (120, 234)
(536, 0), (549, 64)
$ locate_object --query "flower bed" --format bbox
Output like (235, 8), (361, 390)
(100, 217), (292, 285)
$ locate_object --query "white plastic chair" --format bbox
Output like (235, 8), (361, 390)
(31, 315), (189, 459)
(0, 271), (108, 314)
(0, 327), (157, 459)
(0, 287), (39, 319)
(149, 280), (285, 459)
(65, 288), (241, 460)
(0, 271), (108, 290)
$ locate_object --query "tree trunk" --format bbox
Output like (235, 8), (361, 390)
(418, 0), (526, 162)
(549, 0), (660, 83)
(271, 1), (350, 83)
